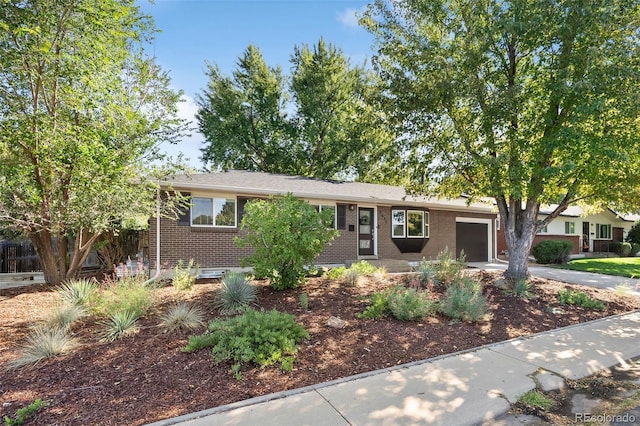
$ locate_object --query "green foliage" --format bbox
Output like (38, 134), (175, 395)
(347, 261), (379, 275)
(532, 240), (572, 264)
(10, 327), (78, 369)
(91, 276), (156, 318)
(182, 333), (218, 353)
(0, 0), (187, 284)
(439, 277), (489, 322)
(324, 261), (384, 284)
(214, 272), (258, 314)
(414, 260), (437, 288)
(197, 40), (397, 181)
(557, 289), (605, 310)
(561, 257), (640, 278)
(98, 310), (140, 342)
(433, 248), (467, 286)
(386, 287), (437, 321)
(42, 304), (86, 331)
(632, 243), (640, 257)
(4, 399), (49, 426)
(362, 0), (640, 281)
(298, 293), (309, 310)
(158, 303), (205, 333)
(172, 259), (199, 291)
(505, 278), (533, 298)
(611, 242), (633, 257)
(324, 266), (347, 279)
(626, 222), (640, 245)
(56, 279), (99, 307)
(236, 194), (338, 290)
(518, 390), (555, 411)
(357, 292), (390, 319)
(343, 269), (366, 287)
(188, 308), (309, 376)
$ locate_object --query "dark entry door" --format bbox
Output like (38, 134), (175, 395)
(456, 222), (488, 262)
(582, 222), (590, 252)
(358, 208), (375, 256)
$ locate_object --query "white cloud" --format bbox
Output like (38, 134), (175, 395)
(336, 6), (367, 30)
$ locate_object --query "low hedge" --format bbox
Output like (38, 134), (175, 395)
(532, 240), (572, 264)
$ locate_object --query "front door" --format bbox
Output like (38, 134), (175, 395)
(358, 208), (375, 256)
(582, 221), (590, 252)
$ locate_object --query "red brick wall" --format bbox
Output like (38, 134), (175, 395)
(497, 229), (580, 255)
(150, 206), (496, 269)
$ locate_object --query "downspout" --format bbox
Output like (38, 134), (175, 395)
(143, 187), (162, 285)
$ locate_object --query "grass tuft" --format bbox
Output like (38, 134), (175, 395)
(9, 327), (78, 369)
(214, 272), (257, 315)
(56, 279), (99, 307)
(98, 310), (140, 342)
(158, 302), (205, 333)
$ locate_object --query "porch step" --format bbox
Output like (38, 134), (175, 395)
(347, 259), (413, 273)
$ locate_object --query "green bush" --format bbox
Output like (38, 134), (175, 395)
(386, 286), (437, 321)
(158, 302), (205, 333)
(56, 279), (99, 307)
(631, 243), (640, 256)
(439, 277), (489, 322)
(236, 194), (338, 290)
(172, 259), (198, 291)
(434, 248), (467, 285)
(4, 398), (49, 426)
(625, 221), (640, 245)
(557, 289), (605, 310)
(414, 260), (437, 287)
(324, 266), (347, 279)
(91, 276), (155, 318)
(98, 310), (140, 342)
(348, 260), (379, 275)
(505, 278), (533, 298)
(214, 272), (257, 315)
(185, 308), (309, 376)
(611, 241), (632, 257)
(357, 292), (390, 319)
(531, 240), (572, 264)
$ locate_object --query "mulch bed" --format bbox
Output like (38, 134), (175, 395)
(1, 270), (639, 425)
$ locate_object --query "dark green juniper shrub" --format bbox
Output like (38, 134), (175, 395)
(183, 308), (309, 377)
(531, 240), (572, 264)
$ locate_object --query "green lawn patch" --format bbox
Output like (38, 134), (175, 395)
(558, 257), (640, 278)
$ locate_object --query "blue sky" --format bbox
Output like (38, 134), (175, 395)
(137, 0), (376, 169)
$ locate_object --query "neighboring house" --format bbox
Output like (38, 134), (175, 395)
(497, 205), (640, 255)
(150, 170), (498, 270)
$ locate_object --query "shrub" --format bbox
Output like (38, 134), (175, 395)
(4, 398), (49, 426)
(557, 289), (605, 310)
(324, 266), (347, 279)
(42, 304), (86, 331)
(625, 221), (640, 245)
(214, 272), (257, 315)
(439, 277), (489, 322)
(10, 327), (78, 369)
(98, 310), (140, 342)
(357, 292), (390, 319)
(92, 276), (155, 318)
(186, 308), (309, 376)
(236, 194), (338, 290)
(631, 243), (640, 257)
(158, 302), (205, 333)
(182, 333), (218, 353)
(298, 292), (309, 310)
(348, 260), (379, 275)
(414, 260), (437, 287)
(505, 278), (533, 298)
(434, 248), (467, 285)
(172, 259), (199, 291)
(531, 240), (572, 264)
(386, 286), (437, 321)
(611, 241), (632, 257)
(343, 268), (367, 287)
(56, 279), (99, 307)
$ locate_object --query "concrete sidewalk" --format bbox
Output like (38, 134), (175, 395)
(149, 311), (640, 426)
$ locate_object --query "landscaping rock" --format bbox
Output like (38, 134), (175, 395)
(493, 278), (512, 290)
(326, 316), (347, 328)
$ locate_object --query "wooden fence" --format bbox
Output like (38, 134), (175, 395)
(0, 240), (40, 273)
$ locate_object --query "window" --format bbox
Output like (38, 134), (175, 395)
(312, 204), (337, 229)
(539, 225), (548, 233)
(392, 210), (406, 237)
(565, 221), (575, 234)
(191, 197), (236, 227)
(392, 209), (430, 238)
(596, 224), (611, 239)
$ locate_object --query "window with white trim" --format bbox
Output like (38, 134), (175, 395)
(191, 197), (236, 227)
(565, 221), (575, 234)
(392, 209), (430, 238)
(312, 204), (337, 229)
(596, 223), (611, 239)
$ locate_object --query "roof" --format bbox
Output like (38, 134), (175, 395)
(161, 170), (496, 213)
(539, 204), (640, 222)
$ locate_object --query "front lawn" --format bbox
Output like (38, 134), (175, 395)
(559, 257), (640, 278)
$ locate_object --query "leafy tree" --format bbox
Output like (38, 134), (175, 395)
(0, 0), (186, 284)
(197, 39), (397, 181)
(362, 0), (640, 279)
(235, 194), (338, 290)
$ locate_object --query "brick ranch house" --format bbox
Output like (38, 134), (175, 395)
(149, 170), (498, 271)
(497, 205), (640, 256)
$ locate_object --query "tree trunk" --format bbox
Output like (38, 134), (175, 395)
(29, 230), (65, 284)
(498, 198), (540, 281)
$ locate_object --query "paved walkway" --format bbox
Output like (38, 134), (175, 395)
(149, 266), (640, 426)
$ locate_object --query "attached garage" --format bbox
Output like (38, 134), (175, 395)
(456, 219), (492, 262)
